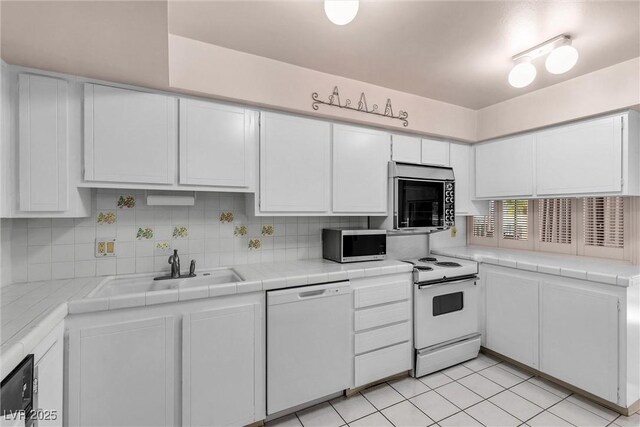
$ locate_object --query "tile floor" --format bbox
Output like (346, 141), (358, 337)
(266, 354), (640, 427)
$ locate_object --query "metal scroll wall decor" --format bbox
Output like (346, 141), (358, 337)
(312, 86), (409, 127)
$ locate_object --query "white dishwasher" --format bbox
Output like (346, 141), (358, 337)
(267, 281), (351, 415)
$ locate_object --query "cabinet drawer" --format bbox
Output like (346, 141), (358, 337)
(355, 301), (410, 332)
(354, 281), (410, 309)
(355, 342), (411, 387)
(355, 322), (410, 354)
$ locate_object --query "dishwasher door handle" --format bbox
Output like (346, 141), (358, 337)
(298, 289), (326, 298)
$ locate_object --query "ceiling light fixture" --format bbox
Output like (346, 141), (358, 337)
(508, 35), (578, 88)
(324, 0), (359, 26)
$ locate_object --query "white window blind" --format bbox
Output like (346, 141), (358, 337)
(502, 200), (529, 240)
(583, 197), (624, 249)
(539, 198), (572, 244)
(472, 201), (495, 238)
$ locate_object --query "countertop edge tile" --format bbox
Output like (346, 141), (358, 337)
(209, 282), (237, 297)
(179, 286), (210, 301)
(145, 289), (179, 306)
(108, 293), (146, 310)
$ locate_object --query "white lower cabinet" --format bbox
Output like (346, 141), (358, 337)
(67, 293), (265, 427)
(484, 268), (539, 368)
(540, 281), (619, 403)
(183, 303), (263, 427)
(33, 321), (65, 427)
(68, 316), (177, 427)
(351, 274), (413, 388)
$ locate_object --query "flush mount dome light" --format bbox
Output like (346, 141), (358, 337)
(508, 59), (537, 88)
(545, 43), (579, 74)
(324, 0), (359, 25)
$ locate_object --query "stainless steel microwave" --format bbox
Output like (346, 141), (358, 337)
(322, 229), (386, 263)
(371, 162), (455, 233)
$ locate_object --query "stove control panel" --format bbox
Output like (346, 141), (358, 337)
(444, 181), (455, 227)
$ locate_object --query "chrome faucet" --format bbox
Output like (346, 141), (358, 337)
(168, 249), (181, 279)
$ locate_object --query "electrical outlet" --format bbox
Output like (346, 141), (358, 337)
(95, 238), (116, 257)
(450, 226), (457, 237)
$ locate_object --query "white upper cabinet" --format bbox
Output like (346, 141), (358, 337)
(449, 143), (488, 216)
(1, 67), (90, 218)
(536, 115), (622, 195)
(421, 138), (450, 166)
(475, 134), (535, 198)
(333, 125), (390, 214)
(391, 134), (421, 164)
(540, 281), (619, 403)
(84, 83), (177, 185)
(18, 74), (68, 211)
(259, 112), (331, 213)
(179, 99), (256, 189)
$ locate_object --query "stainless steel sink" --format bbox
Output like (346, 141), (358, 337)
(88, 268), (243, 298)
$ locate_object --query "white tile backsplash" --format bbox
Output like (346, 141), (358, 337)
(2, 190), (367, 284)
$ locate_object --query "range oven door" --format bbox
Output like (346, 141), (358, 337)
(395, 178), (453, 231)
(414, 276), (479, 350)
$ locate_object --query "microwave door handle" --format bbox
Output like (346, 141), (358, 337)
(418, 276), (478, 290)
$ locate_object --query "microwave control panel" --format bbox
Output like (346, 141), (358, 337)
(444, 181), (455, 227)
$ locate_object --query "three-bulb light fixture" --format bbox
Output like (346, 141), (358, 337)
(324, 0), (359, 25)
(508, 35), (579, 88)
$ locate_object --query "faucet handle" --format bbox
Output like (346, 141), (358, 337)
(189, 260), (196, 277)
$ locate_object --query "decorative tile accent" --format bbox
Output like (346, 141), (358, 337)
(261, 225), (274, 236)
(136, 227), (153, 240)
(155, 241), (170, 250)
(248, 238), (261, 250)
(173, 226), (189, 239)
(97, 212), (117, 225)
(234, 225), (248, 236)
(117, 195), (136, 209)
(219, 211), (234, 223)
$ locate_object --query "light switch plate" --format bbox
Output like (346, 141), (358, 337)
(95, 238), (116, 257)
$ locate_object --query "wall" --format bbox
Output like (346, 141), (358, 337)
(167, 34), (478, 142)
(4, 190), (367, 284)
(477, 57), (640, 141)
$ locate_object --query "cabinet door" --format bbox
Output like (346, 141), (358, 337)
(450, 143), (470, 214)
(332, 125), (390, 214)
(540, 282), (619, 402)
(34, 338), (63, 427)
(536, 115), (623, 195)
(183, 303), (263, 427)
(18, 74), (68, 211)
(485, 269), (539, 368)
(260, 112), (331, 213)
(84, 84), (176, 184)
(179, 99), (255, 188)
(68, 317), (176, 427)
(476, 134), (534, 198)
(421, 138), (449, 166)
(392, 134), (421, 164)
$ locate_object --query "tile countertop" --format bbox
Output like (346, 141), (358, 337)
(431, 246), (640, 287)
(0, 258), (412, 379)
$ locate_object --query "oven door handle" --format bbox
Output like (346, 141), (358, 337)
(418, 276), (478, 290)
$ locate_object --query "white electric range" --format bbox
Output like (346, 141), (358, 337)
(401, 255), (482, 378)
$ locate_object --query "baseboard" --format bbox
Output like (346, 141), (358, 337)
(481, 347), (638, 416)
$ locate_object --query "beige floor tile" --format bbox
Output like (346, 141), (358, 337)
(419, 371), (453, 389)
(330, 394), (377, 424)
(565, 395), (619, 422)
(266, 414), (302, 427)
(410, 391), (460, 422)
(498, 362), (535, 380)
(479, 365), (526, 388)
(527, 377), (571, 398)
(463, 353), (501, 372)
(465, 400), (521, 427)
(613, 412), (640, 427)
(510, 381), (564, 409)
(381, 400), (434, 427)
(439, 411), (483, 427)
(548, 400), (609, 427)
(349, 412), (392, 427)
(442, 364), (474, 380)
(388, 376), (430, 399)
(297, 402), (345, 427)
(489, 390), (544, 421)
(435, 381), (483, 409)
(361, 383), (404, 410)
(527, 411), (574, 427)
(458, 372), (505, 398)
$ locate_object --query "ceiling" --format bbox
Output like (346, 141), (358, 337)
(2, 1), (639, 109)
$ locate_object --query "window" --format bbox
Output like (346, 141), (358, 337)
(468, 196), (631, 262)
